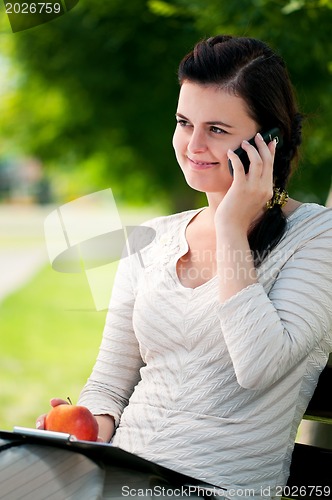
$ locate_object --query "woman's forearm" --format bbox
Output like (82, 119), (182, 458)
(217, 227), (258, 303)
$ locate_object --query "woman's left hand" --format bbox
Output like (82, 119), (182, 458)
(215, 133), (276, 232)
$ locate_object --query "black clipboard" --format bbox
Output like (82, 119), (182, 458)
(0, 427), (223, 492)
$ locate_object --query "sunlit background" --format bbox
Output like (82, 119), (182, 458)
(0, 0), (331, 430)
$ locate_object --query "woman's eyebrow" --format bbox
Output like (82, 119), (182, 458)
(206, 120), (234, 128)
(175, 113), (190, 120)
(175, 112), (234, 128)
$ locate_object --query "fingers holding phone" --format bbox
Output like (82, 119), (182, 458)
(228, 127), (283, 176)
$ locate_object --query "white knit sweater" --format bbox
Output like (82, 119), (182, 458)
(79, 203), (332, 499)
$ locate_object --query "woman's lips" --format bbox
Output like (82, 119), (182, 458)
(187, 156), (219, 169)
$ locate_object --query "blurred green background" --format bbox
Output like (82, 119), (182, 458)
(0, 0), (331, 430)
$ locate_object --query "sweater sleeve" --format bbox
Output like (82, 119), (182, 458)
(218, 210), (332, 390)
(78, 250), (144, 427)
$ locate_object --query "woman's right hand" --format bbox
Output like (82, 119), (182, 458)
(36, 398), (68, 430)
(36, 398), (115, 443)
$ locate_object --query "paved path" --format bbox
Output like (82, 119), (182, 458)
(0, 204), (50, 302)
(0, 247), (48, 302)
(0, 201), (160, 303)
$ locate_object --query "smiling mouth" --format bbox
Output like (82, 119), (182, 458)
(187, 156), (219, 168)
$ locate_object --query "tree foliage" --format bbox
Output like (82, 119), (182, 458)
(1, 0), (331, 206)
(1, 0), (200, 206)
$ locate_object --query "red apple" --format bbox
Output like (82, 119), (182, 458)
(45, 403), (99, 441)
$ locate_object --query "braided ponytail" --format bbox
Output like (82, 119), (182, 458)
(249, 112), (303, 264)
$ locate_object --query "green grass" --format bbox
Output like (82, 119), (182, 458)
(0, 263), (111, 430)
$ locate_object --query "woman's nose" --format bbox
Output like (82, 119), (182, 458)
(187, 129), (208, 154)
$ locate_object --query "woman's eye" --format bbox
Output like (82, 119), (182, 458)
(210, 126), (227, 134)
(176, 119), (190, 127)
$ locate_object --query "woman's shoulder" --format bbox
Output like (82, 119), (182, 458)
(141, 207), (204, 232)
(287, 202), (332, 224)
(127, 207), (204, 255)
(286, 202), (332, 241)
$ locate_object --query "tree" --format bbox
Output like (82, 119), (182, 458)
(2, 0), (200, 207)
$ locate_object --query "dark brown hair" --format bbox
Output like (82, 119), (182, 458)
(178, 35), (303, 263)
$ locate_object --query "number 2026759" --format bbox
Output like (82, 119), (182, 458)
(5, 3), (62, 14)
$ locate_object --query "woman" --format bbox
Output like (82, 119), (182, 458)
(38, 35), (332, 499)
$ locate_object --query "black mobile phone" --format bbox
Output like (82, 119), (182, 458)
(228, 127), (283, 176)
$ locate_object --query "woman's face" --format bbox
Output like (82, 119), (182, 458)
(172, 82), (259, 196)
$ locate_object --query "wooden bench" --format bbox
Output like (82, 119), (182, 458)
(283, 356), (332, 499)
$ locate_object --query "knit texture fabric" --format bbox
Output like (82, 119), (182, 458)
(79, 203), (332, 499)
